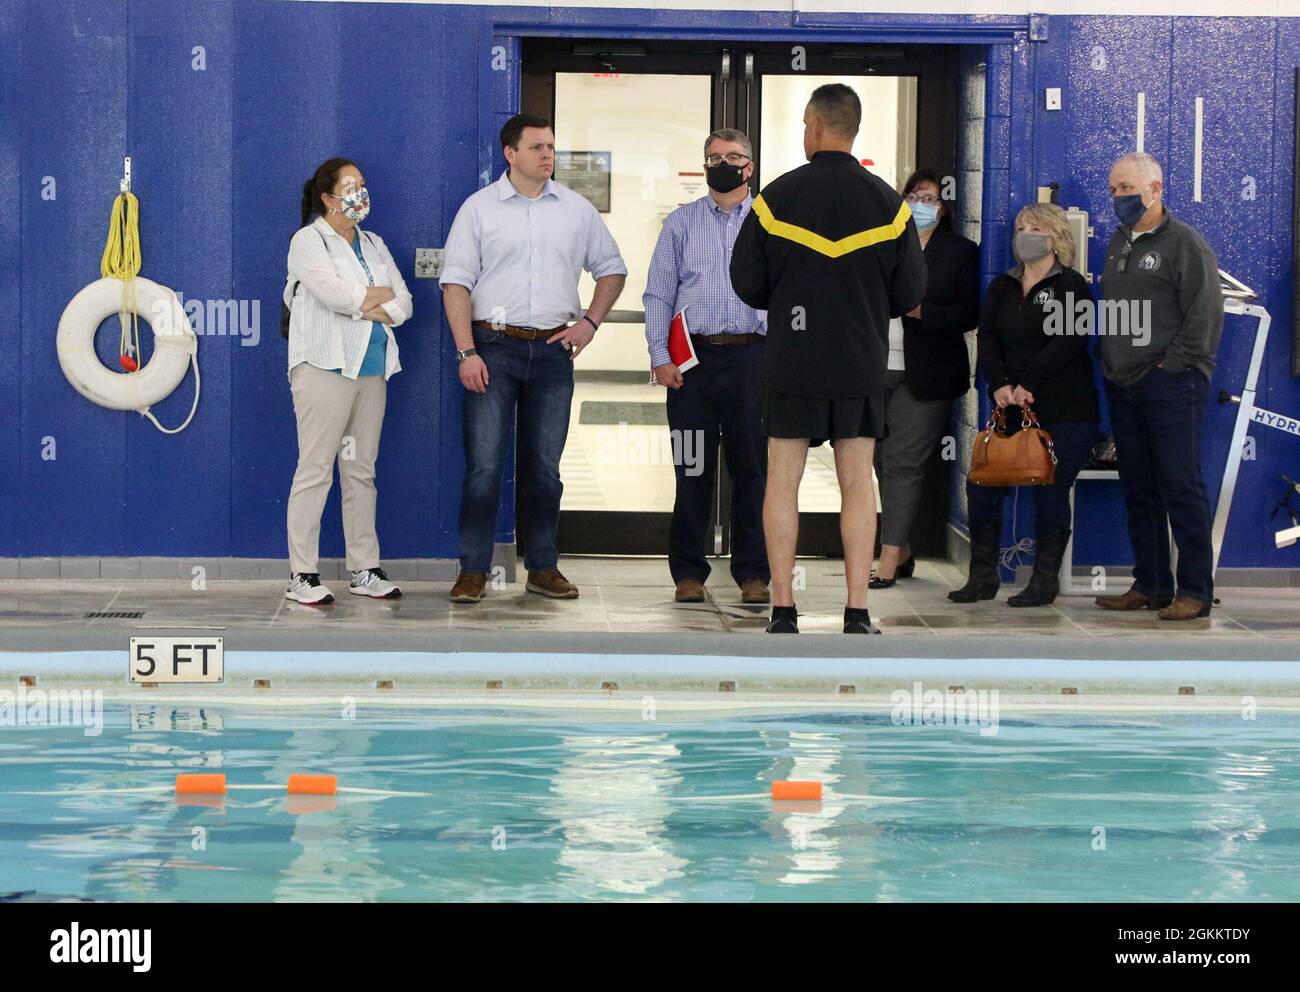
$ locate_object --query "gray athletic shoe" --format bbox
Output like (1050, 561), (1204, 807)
(285, 572), (334, 605)
(349, 567), (401, 599)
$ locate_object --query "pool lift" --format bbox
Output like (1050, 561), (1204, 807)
(1271, 477), (1300, 550)
(1211, 269), (1300, 573)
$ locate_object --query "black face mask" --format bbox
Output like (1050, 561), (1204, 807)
(706, 161), (747, 193)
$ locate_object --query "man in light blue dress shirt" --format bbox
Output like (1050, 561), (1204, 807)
(643, 129), (770, 605)
(440, 113), (627, 604)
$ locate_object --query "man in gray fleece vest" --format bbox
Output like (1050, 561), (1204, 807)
(1095, 152), (1224, 621)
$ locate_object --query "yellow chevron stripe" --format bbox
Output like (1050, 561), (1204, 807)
(751, 196), (913, 257)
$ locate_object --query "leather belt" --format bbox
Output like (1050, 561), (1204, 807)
(473, 319), (568, 342)
(691, 333), (763, 345)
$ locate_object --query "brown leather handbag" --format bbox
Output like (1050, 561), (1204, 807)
(968, 404), (1058, 487)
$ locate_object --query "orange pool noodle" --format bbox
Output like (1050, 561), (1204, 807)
(176, 773), (227, 796)
(771, 780), (822, 801)
(287, 774), (337, 796)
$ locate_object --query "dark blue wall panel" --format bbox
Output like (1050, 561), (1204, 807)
(1168, 18), (1274, 570)
(4, 1), (1300, 573)
(0, 0), (21, 548)
(123, 0), (234, 554)
(17, 0), (129, 556)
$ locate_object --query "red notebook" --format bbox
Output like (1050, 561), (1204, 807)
(666, 307), (699, 373)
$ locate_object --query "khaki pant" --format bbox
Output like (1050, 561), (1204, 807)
(287, 362), (387, 574)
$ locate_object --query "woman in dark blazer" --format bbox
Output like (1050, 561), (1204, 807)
(871, 168), (981, 587)
(949, 202), (1099, 607)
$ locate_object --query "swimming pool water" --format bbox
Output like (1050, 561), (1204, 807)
(2, 705), (1298, 902)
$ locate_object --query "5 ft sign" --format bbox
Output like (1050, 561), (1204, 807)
(129, 637), (224, 684)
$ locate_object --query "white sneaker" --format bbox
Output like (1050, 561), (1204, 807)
(349, 567), (401, 599)
(285, 572), (335, 605)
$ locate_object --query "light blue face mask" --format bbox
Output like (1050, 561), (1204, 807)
(911, 201), (939, 231)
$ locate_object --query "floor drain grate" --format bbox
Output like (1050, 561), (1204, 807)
(83, 611), (145, 619)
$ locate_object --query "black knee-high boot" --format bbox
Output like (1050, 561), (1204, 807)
(949, 523), (1002, 603)
(1008, 529), (1070, 607)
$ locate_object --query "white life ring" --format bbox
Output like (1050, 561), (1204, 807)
(57, 276), (200, 432)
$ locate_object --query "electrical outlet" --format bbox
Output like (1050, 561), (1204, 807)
(1045, 87), (1062, 111)
(414, 248), (444, 279)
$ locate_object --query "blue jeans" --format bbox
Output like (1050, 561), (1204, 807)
(459, 329), (574, 573)
(1105, 367), (1213, 604)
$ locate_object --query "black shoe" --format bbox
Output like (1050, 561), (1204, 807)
(1008, 529), (1069, 607)
(949, 523), (1001, 603)
(868, 555), (915, 590)
(767, 605), (799, 633)
(843, 607), (881, 634)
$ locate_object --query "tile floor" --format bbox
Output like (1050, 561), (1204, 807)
(1, 555), (1296, 646)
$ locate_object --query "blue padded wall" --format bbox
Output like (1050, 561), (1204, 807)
(3, 1), (1300, 574)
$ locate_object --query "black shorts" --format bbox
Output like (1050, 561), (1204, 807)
(761, 389), (888, 447)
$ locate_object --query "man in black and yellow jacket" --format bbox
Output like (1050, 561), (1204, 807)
(730, 83), (927, 635)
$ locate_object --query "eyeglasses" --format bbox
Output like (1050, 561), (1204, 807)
(906, 193), (941, 206)
(705, 153), (751, 167)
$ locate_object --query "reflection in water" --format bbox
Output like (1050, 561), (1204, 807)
(545, 734), (686, 898)
(271, 724), (402, 903)
(1199, 749), (1274, 900)
(31, 706), (231, 901)
(6, 708), (1300, 902)
(761, 730), (848, 886)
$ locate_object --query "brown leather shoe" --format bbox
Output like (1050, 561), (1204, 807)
(675, 579), (705, 603)
(1158, 597), (1212, 620)
(450, 571), (488, 603)
(740, 579), (770, 604)
(1094, 585), (1173, 611)
(526, 568), (579, 599)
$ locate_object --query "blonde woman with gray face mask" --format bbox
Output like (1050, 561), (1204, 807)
(282, 158), (414, 605)
(951, 203), (1099, 608)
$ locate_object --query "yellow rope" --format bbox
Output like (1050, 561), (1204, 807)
(100, 191), (142, 370)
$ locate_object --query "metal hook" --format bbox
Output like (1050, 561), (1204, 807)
(120, 156), (132, 194)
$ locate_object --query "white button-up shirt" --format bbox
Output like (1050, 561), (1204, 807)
(439, 171), (627, 328)
(283, 216), (414, 380)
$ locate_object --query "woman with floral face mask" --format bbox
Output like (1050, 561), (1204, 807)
(282, 158), (414, 605)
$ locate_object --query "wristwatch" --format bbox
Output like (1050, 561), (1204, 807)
(456, 347), (477, 363)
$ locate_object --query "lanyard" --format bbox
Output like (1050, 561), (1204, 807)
(352, 234), (375, 287)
